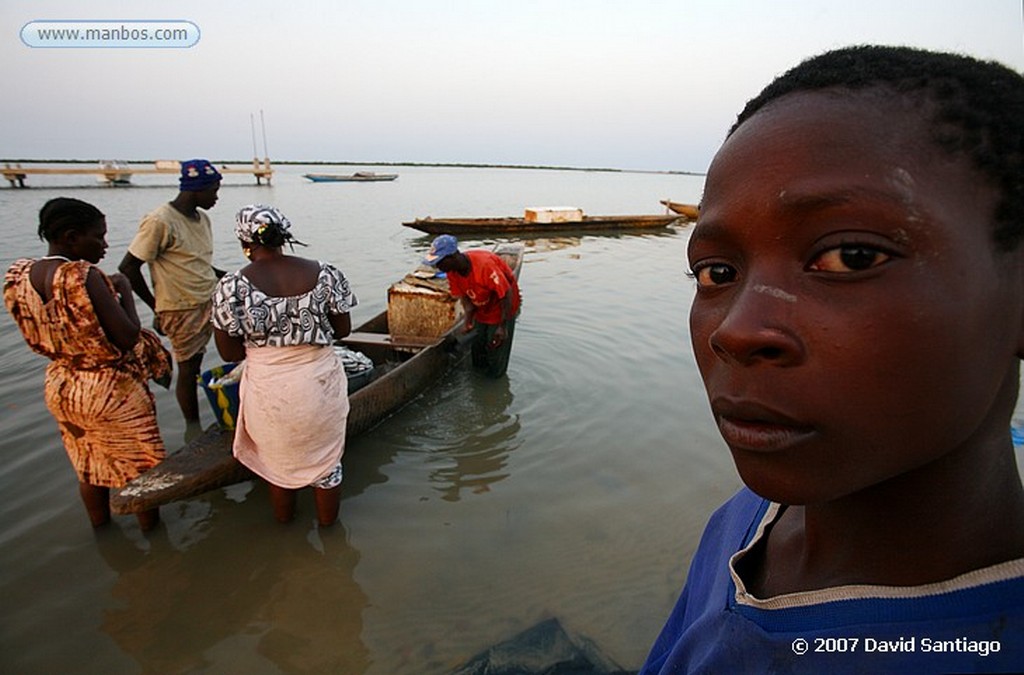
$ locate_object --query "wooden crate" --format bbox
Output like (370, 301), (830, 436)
(387, 280), (462, 338)
(524, 206), (583, 223)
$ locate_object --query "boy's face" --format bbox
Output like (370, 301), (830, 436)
(689, 90), (1023, 506)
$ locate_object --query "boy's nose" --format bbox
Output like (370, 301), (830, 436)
(706, 282), (806, 367)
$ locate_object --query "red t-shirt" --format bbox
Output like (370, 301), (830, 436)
(446, 250), (520, 325)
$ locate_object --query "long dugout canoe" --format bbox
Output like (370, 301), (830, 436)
(402, 213), (683, 236)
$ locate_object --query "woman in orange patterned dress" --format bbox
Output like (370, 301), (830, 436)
(4, 198), (172, 531)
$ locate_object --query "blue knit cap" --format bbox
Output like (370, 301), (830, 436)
(179, 159), (222, 191)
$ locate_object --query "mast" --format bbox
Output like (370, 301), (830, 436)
(260, 109), (270, 170)
(250, 113), (259, 168)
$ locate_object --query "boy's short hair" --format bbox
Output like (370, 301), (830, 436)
(728, 46), (1024, 251)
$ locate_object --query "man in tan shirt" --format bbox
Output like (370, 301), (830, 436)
(120, 159), (225, 427)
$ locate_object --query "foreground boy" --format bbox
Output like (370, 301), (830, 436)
(641, 45), (1024, 673)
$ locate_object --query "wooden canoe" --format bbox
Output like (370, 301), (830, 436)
(110, 243), (524, 515)
(402, 213), (683, 236)
(659, 200), (699, 220)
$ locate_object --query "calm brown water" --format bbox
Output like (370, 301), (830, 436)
(3, 165), (1020, 674)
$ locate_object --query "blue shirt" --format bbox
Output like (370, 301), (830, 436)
(641, 489), (1024, 674)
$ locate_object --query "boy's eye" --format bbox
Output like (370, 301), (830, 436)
(691, 263), (737, 287)
(809, 245), (890, 273)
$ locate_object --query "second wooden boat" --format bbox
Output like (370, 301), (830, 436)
(110, 243), (524, 515)
(403, 213), (683, 235)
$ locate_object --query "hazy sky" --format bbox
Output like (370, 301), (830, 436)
(3, 1), (1022, 172)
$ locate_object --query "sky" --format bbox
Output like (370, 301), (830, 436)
(2, 1), (1022, 172)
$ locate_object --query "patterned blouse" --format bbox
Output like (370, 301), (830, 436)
(211, 262), (357, 347)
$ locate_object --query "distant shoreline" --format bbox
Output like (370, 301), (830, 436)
(0, 158), (706, 177)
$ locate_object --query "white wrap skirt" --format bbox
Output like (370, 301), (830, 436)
(233, 344), (349, 488)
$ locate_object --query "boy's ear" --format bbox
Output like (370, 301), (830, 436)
(1018, 316), (1024, 360)
(1019, 263), (1024, 360)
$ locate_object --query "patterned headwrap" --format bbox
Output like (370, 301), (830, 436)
(234, 204), (305, 248)
(179, 159), (222, 191)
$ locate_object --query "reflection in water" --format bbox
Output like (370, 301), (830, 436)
(355, 366), (521, 503)
(404, 225), (685, 259)
(426, 373), (518, 502)
(95, 489), (370, 673)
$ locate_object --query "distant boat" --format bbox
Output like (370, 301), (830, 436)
(97, 160), (132, 185)
(660, 199), (699, 219)
(303, 171), (398, 183)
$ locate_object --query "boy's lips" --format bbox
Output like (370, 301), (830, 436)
(711, 398), (815, 452)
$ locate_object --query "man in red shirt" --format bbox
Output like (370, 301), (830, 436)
(425, 235), (521, 378)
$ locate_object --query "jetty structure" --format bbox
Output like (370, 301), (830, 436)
(2, 159), (274, 188)
(4, 109), (275, 188)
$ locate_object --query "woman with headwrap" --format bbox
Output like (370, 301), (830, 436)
(211, 204), (358, 526)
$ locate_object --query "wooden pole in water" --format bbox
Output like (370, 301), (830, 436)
(259, 109), (271, 185)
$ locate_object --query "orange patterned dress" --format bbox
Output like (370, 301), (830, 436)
(4, 259), (172, 488)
